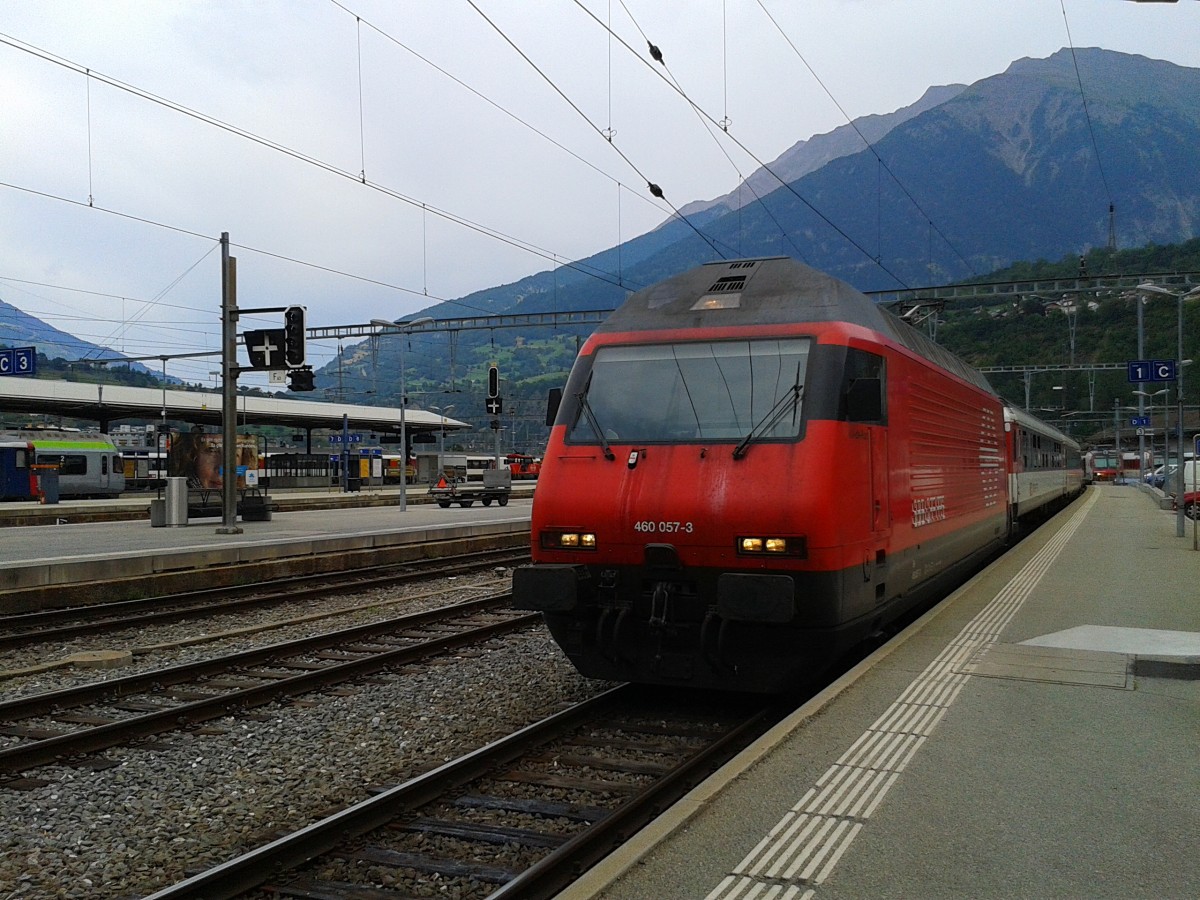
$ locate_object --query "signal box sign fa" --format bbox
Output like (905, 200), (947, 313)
(0, 346), (36, 377)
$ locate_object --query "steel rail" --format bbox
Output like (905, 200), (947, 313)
(0, 595), (535, 774)
(142, 688), (634, 900)
(0, 548), (528, 649)
(142, 687), (781, 900)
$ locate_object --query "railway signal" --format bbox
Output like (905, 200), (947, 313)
(284, 306), (307, 367)
(485, 362), (502, 414)
(288, 366), (315, 392)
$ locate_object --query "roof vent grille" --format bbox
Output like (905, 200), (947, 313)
(707, 276), (746, 293)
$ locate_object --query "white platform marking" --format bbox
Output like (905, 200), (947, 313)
(1022, 625), (1200, 658)
(704, 490), (1099, 899)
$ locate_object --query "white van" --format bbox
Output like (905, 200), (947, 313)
(1175, 459), (1199, 492)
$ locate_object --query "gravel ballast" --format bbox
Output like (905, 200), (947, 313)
(1, 577), (609, 898)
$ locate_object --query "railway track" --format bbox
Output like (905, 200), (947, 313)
(144, 685), (783, 900)
(0, 547), (528, 651)
(0, 592), (537, 782)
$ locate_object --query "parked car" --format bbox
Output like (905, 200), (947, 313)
(1177, 490), (1200, 520)
(1148, 463), (1178, 489)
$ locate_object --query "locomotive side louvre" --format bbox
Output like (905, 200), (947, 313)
(881, 351), (1008, 597)
(514, 257), (1078, 692)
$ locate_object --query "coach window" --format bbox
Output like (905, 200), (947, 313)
(842, 348), (886, 423)
(39, 454), (88, 476)
(102, 456), (108, 475)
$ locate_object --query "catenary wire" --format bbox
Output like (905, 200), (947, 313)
(752, 0), (978, 279)
(1058, 0), (1114, 204)
(612, 0), (810, 263)
(465, 0), (733, 260)
(0, 30), (642, 304)
(571, 0), (912, 288)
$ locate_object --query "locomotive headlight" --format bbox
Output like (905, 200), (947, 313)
(542, 530), (598, 551)
(737, 536), (806, 557)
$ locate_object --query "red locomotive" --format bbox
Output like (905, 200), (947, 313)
(513, 257), (1083, 692)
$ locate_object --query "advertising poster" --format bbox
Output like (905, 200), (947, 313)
(169, 432), (259, 490)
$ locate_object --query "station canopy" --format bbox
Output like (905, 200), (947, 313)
(0, 378), (469, 436)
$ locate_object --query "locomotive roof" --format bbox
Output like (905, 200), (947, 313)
(602, 256), (994, 394)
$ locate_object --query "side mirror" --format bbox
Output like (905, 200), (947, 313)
(546, 387), (563, 426)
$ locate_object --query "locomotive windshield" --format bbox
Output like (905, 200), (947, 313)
(567, 339), (811, 443)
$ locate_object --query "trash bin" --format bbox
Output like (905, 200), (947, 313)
(32, 464), (59, 504)
(164, 476), (188, 527)
(149, 498), (167, 527)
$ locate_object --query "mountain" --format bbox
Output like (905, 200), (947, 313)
(11, 48), (1199, 425)
(673, 83), (968, 224)
(468, 49), (1198, 302)
(0, 296), (155, 375)
(321, 47), (1200, 414)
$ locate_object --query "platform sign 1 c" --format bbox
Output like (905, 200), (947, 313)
(0, 346), (36, 377)
(1127, 359), (1177, 383)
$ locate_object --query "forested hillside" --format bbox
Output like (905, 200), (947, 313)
(936, 239), (1200, 422)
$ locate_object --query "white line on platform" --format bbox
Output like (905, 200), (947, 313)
(703, 489), (1100, 900)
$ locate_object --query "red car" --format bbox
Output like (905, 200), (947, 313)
(1176, 491), (1200, 520)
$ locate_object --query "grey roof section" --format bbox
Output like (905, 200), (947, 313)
(601, 257), (995, 394)
(0, 378), (468, 434)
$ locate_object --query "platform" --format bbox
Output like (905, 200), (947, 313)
(568, 484), (1200, 900)
(0, 494), (533, 600)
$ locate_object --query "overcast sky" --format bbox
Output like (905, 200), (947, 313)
(2, 0), (1198, 389)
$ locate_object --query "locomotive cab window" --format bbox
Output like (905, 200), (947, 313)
(566, 339), (811, 444)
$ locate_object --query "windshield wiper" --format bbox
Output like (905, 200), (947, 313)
(732, 382), (802, 459)
(575, 391), (616, 460)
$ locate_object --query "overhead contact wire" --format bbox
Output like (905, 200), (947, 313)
(328, 0), (659, 286)
(465, 0), (729, 260)
(1059, 1), (1114, 203)
(614, 0), (808, 262)
(571, 0), (907, 286)
(0, 30), (637, 307)
(752, 0), (977, 280)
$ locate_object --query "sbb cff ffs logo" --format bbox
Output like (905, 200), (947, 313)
(283, 306), (306, 367)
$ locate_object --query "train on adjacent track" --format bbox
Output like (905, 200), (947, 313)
(2, 425), (543, 499)
(0, 429), (126, 499)
(513, 257), (1084, 693)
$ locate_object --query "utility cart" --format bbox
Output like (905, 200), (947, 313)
(428, 467), (511, 508)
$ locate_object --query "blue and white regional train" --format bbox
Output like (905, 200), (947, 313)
(513, 257), (1083, 693)
(0, 429), (125, 499)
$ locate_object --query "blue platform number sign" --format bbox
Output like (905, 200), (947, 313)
(1128, 359), (1177, 383)
(0, 346), (37, 377)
